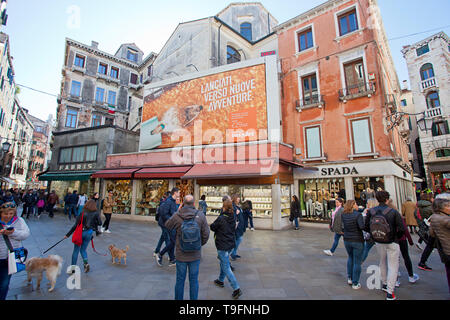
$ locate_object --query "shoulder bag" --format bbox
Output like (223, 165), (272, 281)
(2, 234), (28, 275)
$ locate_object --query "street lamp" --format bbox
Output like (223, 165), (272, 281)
(2, 141), (11, 153)
(416, 114), (435, 132)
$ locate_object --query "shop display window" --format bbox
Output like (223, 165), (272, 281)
(303, 179), (345, 221)
(432, 172), (450, 194)
(136, 180), (169, 216)
(280, 185), (291, 217)
(176, 180), (195, 204)
(242, 186), (272, 217)
(106, 180), (132, 214)
(353, 177), (384, 207)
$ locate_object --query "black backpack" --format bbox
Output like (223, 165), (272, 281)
(369, 207), (393, 243)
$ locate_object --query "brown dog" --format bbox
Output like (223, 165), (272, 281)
(108, 245), (129, 265)
(25, 255), (63, 292)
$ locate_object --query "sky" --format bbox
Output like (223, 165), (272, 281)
(3, 0), (450, 122)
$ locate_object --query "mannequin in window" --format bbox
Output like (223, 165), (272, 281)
(321, 188), (330, 219)
(304, 189), (313, 218)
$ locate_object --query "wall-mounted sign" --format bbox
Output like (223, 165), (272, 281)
(260, 50), (276, 57)
(58, 163), (96, 171)
(321, 167), (359, 176)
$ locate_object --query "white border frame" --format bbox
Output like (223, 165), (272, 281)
(303, 123), (323, 159)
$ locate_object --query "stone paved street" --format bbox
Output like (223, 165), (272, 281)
(6, 208), (449, 300)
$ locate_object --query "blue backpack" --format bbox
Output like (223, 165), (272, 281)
(180, 212), (201, 252)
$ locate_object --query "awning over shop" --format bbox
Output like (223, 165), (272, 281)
(0, 177), (16, 185)
(39, 171), (94, 181)
(134, 166), (192, 179)
(427, 162), (450, 173)
(91, 168), (139, 179)
(182, 162), (277, 179)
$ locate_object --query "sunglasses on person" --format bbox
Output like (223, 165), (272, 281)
(1, 203), (16, 208)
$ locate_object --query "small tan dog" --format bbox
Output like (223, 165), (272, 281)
(25, 255), (63, 292)
(108, 244), (129, 265)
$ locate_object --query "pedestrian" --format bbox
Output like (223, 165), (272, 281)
(153, 191), (171, 257)
(31, 190), (38, 218)
(230, 194), (245, 261)
(165, 195), (209, 300)
(155, 187), (180, 266)
(91, 193), (103, 236)
(77, 193), (87, 217)
(364, 190), (405, 300)
(210, 198), (242, 299)
(64, 191), (70, 217)
(101, 191), (115, 234)
(323, 198), (344, 256)
(1, 192), (15, 206)
(46, 190), (59, 218)
(428, 195), (450, 294)
(341, 199), (365, 289)
(361, 198), (379, 263)
(21, 190), (35, 219)
(290, 195), (301, 230)
(67, 190), (79, 220)
(64, 199), (101, 273)
(36, 191), (46, 218)
(198, 195), (207, 215)
(415, 192), (433, 250)
(402, 197), (418, 234)
(242, 199), (254, 231)
(0, 202), (30, 300)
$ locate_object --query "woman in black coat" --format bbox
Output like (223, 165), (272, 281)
(290, 195), (301, 230)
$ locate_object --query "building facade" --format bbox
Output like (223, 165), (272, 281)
(402, 32), (450, 193)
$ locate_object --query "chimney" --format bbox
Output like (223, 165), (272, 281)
(402, 80), (408, 90)
(91, 41), (99, 49)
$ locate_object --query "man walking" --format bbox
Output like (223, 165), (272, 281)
(364, 190), (405, 300)
(67, 190), (79, 220)
(153, 191), (171, 257)
(46, 190), (59, 218)
(165, 195), (209, 300)
(156, 187), (180, 266)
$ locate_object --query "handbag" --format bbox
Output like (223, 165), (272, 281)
(72, 212), (84, 246)
(2, 234), (28, 275)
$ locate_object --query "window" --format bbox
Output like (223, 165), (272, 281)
(298, 28), (313, 52)
(70, 80), (81, 97)
(420, 63), (434, 81)
(130, 73), (138, 85)
(107, 91), (116, 106)
(431, 121), (449, 137)
(351, 118), (373, 154)
(95, 87), (105, 103)
(74, 54), (85, 68)
(426, 91), (440, 109)
(240, 23), (252, 41)
(227, 46), (241, 64)
(92, 114), (102, 127)
(344, 59), (365, 89)
(416, 44), (430, 57)
(104, 117), (114, 126)
(110, 67), (119, 79)
(305, 126), (322, 158)
(301, 74), (318, 105)
(98, 62), (108, 75)
(436, 149), (450, 158)
(127, 49), (138, 63)
(401, 99), (407, 107)
(65, 108), (78, 128)
(338, 9), (358, 36)
(59, 145), (98, 164)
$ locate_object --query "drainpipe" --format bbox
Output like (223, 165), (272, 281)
(217, 22), (223, 67)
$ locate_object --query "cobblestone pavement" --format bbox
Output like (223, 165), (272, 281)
(5, 208), (449, 300)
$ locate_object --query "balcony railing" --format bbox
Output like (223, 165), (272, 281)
(420, 77), (438, 92)
(339, 81), (375, 102)
(425, 106), (442, 118)
(71, 65), (86, 74)
(295, 95), (325, 111)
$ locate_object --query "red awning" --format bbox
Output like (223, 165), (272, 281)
(91, 168), (139, 179)
(182, 162), (277, 179)
(134, 166), (192, 179)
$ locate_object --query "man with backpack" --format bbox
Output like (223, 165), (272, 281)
(165, 194), (210, 300)
(364, 190), (405, 300)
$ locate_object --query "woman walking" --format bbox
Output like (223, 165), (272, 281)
(402, 197), (418, 234)
(0, 202), (30, 300)
(341, 199), (365, 289)
(361, 198), (379, 263)
(91, 193), (103, 236)
(64, 199), (101, 273)
(323, 198), (344, 256)
(231, 194), (245, 261)
(290, 195), (301, 230)
(101, 191), (115, 234)
(210, 198), (242, 299)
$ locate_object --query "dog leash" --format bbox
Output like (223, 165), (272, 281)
(42, 238), (66, 255)
(91, 239), (107, 256)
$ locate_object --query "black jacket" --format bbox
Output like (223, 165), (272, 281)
(210, 210), (236, 251)
(342, 210), (365, 243)
(233, 203), (246, 238)
(66, 209), (102, 237)
(23, 193), (37, 206)
(290, 200), (301, 218)
(67, 193), (79, 205)
(158, 196), (179, 228)
(364, 204), (405, 243)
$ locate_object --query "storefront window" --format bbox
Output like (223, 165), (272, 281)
(136, 180), (169, 216)
(176, 180), (195, 204)
(432, 172), (450, 194)
(281, 185), (291, 217)
(302, 179), (345, 221)
(353, 177), (384, 207)
(242, 186), (272, 217)
(106, 180), (132, 214)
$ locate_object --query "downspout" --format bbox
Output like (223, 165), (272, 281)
(218, 22), (223, 67)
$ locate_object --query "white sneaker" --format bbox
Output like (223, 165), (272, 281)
(100, 227), (104, 233)
(415, 243), (423, 250)
(395, 280), (400, 287)
(347, 279), (353, 285)
(251, 228), (255, 231)
(323, 250), (333, 256)
(352, 283), (361, 290)
(409, 274), (419, 283)
(105, 229), (111, 234)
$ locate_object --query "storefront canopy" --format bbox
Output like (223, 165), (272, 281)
(0, 177), (16, 185)
(182, 162), (277, 180)
(39, 171), (94, 181)
(134, 166), (192, 179)
(91, 168), (139, 179)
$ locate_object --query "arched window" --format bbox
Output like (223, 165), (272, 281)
(426, 91), (440, 109)
(227, 46), (241, 64)
(420, 63), (434, 81)
(240, 22), (252, 41)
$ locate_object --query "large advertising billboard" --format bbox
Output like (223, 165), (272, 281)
(139, 63), (268, 151)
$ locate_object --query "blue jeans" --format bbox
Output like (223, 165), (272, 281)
(330, 233), (342, 253)
(175, 260), (200, 300)
(344, 241), (364, 285)
(71, 229), (93, 265)
(77, 205), (84, 217)
(217, 250), (240, 290)
(362, 241), (376, 263)
(68, 204), (77, 220)
(155, 226), (169, 253)
(231, 236), (243, 258)
(160, 228), (176, 261)
(0, 259), (11, 300)
(294, 217), (299, 228)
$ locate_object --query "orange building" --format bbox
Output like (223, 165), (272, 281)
(275, 0), (413, 220)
